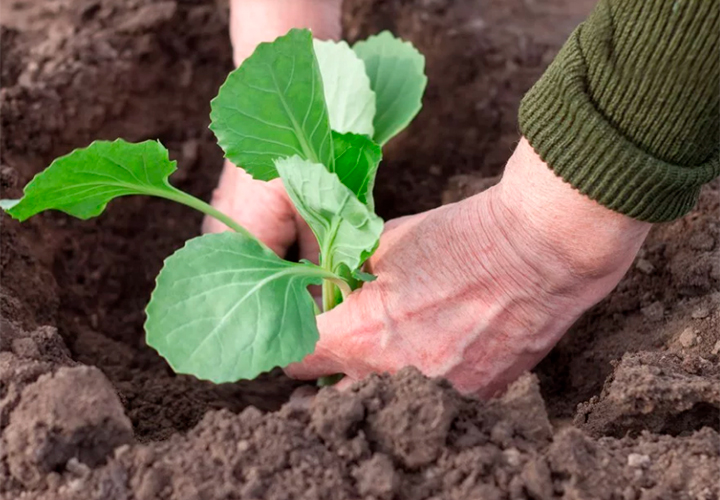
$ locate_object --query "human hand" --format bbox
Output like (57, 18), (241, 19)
(203, 0), (342, 261)
(286, 138), (652, 397)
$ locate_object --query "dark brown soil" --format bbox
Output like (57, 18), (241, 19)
(1, 0), (719, 499)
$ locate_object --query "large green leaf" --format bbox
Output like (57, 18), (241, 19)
(313, 39), (376, 136)
(331, 131), (382, 211)
(1, 140), (181, 222)
(276, 156), (383, 273)
(146, 232), (328, 383)
(210, 29), (333, 181)
(353, 32), (427, 145)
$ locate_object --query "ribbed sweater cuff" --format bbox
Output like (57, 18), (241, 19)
(519, 29), (720, 223)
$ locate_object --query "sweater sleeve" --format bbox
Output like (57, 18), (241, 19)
(518, 0), (719, 222)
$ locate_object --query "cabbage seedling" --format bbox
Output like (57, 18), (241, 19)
(1, 29), (427, 383)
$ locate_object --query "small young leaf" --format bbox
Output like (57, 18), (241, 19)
(312, 39), (376, 136)
(146, 232), (327, 383)
(331, 131), (382, 211)
(353, 32), (427, 145)
(210, 29), (333, 181)
(1, 140), (180, 222)
(333, 263), (376, 294)
(275, 156), (383, 273)
(352, 269), (378, 282)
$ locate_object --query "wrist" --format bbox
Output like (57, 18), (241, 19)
(230, 0), (343, 66)
(495, 138), (652, 282)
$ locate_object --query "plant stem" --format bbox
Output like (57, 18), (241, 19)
(330, 278), (352, 298)
(322, 280), (336, 313)
(321, 277), (352, 312)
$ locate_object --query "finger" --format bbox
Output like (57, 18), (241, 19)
(288, 214), (322, 299)
(333, 377), (357, 392)
(284, 349), (343, 380)
(296, 214), (321, 264)
(230, 0), (342, 65)
(283, 300), (352, 380)
(382, 213), (420, 232)
(203, 161), (298, 257)
(284, 288), (375, 380)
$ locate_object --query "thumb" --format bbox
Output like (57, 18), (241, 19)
(283, 306), (345, 380)
(284, 289), (371, 380)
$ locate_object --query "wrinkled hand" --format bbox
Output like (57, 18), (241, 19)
(203, 0), (342, 262)
(286, 139), (651, 396)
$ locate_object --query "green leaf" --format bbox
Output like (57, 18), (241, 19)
(210, 28), (334, 181)
(1, 140), (180, 222)
(312, 39), (376, 136)
(330, 131), (382, 211)
(353, 32), (427, 145)
(276, 156), (383, 273)
(333, 263), (376, 294)
(352, 270), (377, 282)
(146, 232), (327, 383)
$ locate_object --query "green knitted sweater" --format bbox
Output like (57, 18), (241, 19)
(519, 0), (719, 222)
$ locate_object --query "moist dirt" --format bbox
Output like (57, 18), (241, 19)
(1, 1), (718, 499)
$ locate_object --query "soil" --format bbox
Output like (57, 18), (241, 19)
(1, 0), (718, 499)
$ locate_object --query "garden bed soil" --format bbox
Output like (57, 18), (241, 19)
(1, 1), (719, 499)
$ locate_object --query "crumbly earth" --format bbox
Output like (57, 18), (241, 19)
(1, 0), (719, 499)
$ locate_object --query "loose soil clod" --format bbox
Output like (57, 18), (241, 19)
(2, 0), (719, 499)
(575, 352), (720, 438)
(5, 366), (134, 490)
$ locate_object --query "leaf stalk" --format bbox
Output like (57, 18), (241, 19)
(154, 187), (251, 237)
